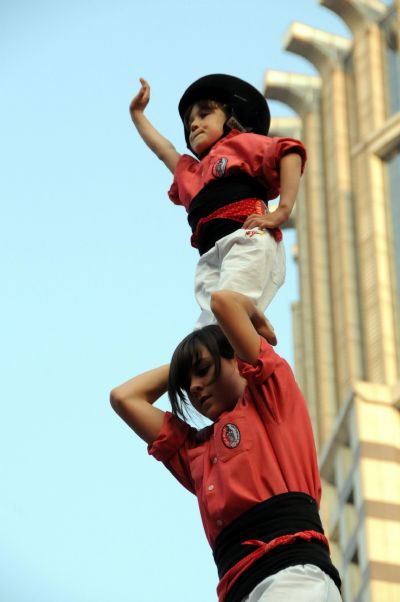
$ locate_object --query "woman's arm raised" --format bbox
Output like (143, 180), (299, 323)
(210, 291), (277, 365)
(110, 364), (169, 445)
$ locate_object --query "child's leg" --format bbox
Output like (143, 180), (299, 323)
(241, 565), (341, 602)
(257, 234), (285, 310)
(194, 246), (220, 329)
(217, 228), (285, 311)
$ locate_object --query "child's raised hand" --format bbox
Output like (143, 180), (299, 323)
(130, 78), (150, 119)
(128, 78), (180, 173)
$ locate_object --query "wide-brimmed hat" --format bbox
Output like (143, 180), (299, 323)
(178, 74), (270, 144)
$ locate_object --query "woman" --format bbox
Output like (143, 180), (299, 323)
(110, 290), (341, 601)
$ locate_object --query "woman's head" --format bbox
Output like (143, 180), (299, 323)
(168, 325), (245, 422)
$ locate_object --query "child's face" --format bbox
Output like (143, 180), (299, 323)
(188, 345), (245, 421)
(187, 103), (227, 155)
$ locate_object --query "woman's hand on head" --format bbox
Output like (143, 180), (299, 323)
(110, 364), (169, 445)
(130, 77), (150, 119)
(251, 311), (277, 346)
(210, 291), (277, 365)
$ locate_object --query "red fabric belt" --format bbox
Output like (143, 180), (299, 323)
(190, 198), (283, 249)
(217, 529), (330, 602)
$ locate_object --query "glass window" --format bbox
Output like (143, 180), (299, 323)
(382, 10), (400, 115)
(385, 145), (400, 352)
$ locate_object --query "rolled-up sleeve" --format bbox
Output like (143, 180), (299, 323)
(275, 137), (307, 172)
(261, 137), (307, 199)
(148, 411), (196, 494)
(237, 338), (278, 385)
(168, 155), (197, 207)
(237, 338), (293, 423)
(264, 137), (306, 174)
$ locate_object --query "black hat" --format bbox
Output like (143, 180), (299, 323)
(178, 74), (270, 147)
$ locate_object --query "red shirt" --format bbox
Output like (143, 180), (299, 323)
(168, 130), (307, 211)
(148, 338), (321, 549)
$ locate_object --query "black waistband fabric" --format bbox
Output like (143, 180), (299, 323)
(187, 175), (267, 255)
(213, 492), (341, 602)
(195, 219), (245, 255)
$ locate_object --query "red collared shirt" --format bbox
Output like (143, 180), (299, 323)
(148, 338), (321, 549)
(168, 130), (307, 211)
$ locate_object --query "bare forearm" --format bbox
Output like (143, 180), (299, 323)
(211, 291), (276, 364)
(243, 153), (302, 230)
(111, 364), (169, 406)
(278, 153), (302, 217)
(110, 364), (169, 444)
(132, 112), (180, 173)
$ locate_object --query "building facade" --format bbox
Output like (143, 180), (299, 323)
(265, 2), (400, 600)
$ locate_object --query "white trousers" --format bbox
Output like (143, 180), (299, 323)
(241, 564), (342, 602)
(194, 228), (285, 329)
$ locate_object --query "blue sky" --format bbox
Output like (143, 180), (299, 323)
(0, 1), (355, 601)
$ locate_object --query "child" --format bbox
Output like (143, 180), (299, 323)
(130, 74), (307, 328)
(110, 291), (341, 602)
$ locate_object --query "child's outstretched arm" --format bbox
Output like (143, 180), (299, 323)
(130, 78), (181, 174)
(210, 290), (277, 365)
(243, 153), (302, 230)
(110, 364), (169, 444)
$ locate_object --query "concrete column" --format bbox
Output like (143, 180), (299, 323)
(264, 71), (337, 447)
(320, 0), (387, 34)
(284, 24), (364, 437)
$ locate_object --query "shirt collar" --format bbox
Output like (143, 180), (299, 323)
(197, 129), (242, 159)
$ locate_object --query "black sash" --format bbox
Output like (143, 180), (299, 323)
(213, 492), (341, 602)
(187, 175), (267, 255)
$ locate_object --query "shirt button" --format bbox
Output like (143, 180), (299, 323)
(212, 457), (218, 464)
(208, 484), (214, 491)
(216, 519), (224, 527)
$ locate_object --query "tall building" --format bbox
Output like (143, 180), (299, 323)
(265, 2), (400, 601)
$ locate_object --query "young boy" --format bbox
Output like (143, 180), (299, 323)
(130, 74), (306, 328)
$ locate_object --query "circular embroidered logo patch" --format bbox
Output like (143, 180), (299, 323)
(221, 423), (241, 449)
(212, 157), (228, 178)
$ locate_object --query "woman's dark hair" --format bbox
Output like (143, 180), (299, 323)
(168, 325), (234, 420)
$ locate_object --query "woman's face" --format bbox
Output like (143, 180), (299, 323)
(188, 345), (246, 421)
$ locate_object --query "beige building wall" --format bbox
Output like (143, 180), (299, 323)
(264, 1), (400, 600)
(319, 382), (400, 601)
(267, 73), (325, 445)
